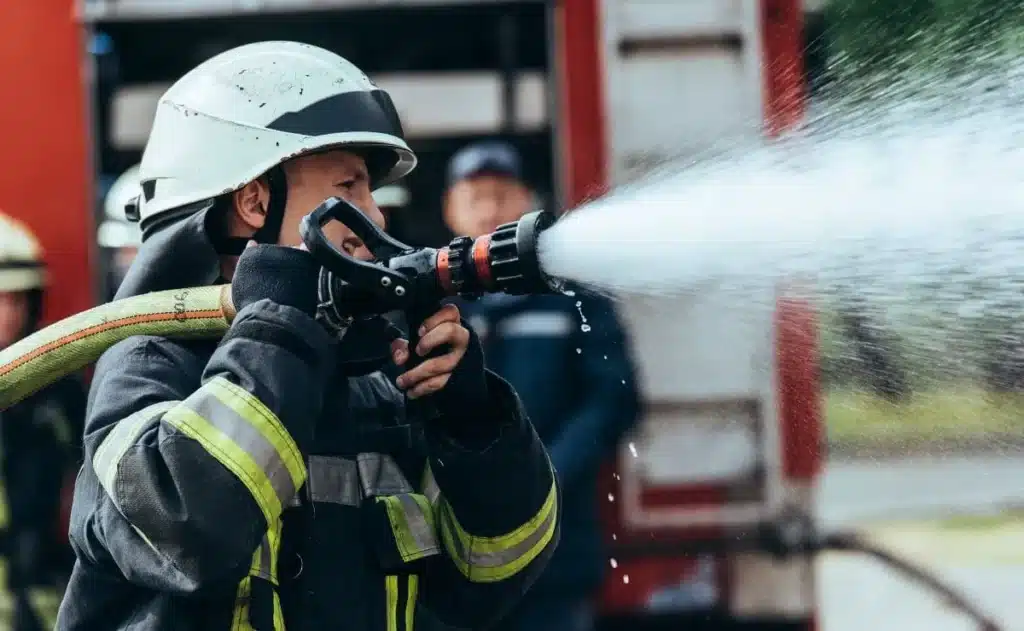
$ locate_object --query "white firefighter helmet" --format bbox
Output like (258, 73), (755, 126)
(372, 185), (409, 209)
(0, 212), (46, 292)
(98, 164), (143, 249)
(136, 41), (416, 236)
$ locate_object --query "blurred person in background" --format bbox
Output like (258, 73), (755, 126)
(372, 183), (410, 221)
(0, 212), (86, 631)
(97, 165), (143, 301)
(443, 141), (641, 631)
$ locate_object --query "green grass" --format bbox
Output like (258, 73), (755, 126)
(826, 388), (1024, 442)
(937, 509), (1024, 531)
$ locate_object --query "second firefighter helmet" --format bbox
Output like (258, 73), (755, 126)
(372, 184), (410, 210)
(0, 212), (46, 293)
(98, 164), (143, 249)
(134, 40), (416, 239)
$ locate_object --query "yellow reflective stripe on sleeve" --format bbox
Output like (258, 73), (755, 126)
(437, 476), (558, 583)
(376, 493), (440, 563)
(210, 377), (306, 488)
(232, 523), (284, 631)
(406, 575), (419, 631)
(386, 575), (399, 631)
(92, 401), (179, 504)
(163, 376), (306, 524)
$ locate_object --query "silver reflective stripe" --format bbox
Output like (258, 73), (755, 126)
(307, 455), (362, 506)
(397, 494), (439, 558)
(357, 453), (413, 497)
(441, 497), (558, 570)
(421, 465), (441, 504)
(497, 311), (573, 337)
(93, 401), (179, 505)
(183, 392), (298, 507)
(255, 534), (273, 581)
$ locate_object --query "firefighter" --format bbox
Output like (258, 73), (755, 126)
(97, 165), (143, 300)
(443, 141), (640, 631)
(57, 42), (559, 631)
(0, 213), (86, 631)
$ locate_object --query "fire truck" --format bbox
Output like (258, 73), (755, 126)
(3, 1), (816, 629)
(3, 2), (999, 631)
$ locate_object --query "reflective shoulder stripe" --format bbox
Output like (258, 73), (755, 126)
(437, 475), (558, 583)
(92, 401), (179, 506)
(377, 493), (439, 563)
(163, 376), (306, 525)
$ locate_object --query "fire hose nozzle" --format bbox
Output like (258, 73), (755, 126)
(0, 199), (564, 411)
(300, 197), (562, 322)
(435, 210), (564, 298)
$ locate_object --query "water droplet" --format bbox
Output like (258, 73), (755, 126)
(603, 355), (608, 360)
(574, 300), (588, 327)
(612, 533), (617, 541)
(621, 379), (626, 384)
(607, 493), (615, 502)
(613, 473), (621, 480)
(576, 348), (582, 354)
(628, 442), (638, 457)
(581, 324), (592, 332)
(610, 558), (618, 568)
(564, 289), (575, 297)
(623, 575), (630, 584)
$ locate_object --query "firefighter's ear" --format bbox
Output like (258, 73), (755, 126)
(231, 177), (270, 231)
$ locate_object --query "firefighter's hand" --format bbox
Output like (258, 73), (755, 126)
(392, 304), (482, 401)
(232, 240), (320, 317)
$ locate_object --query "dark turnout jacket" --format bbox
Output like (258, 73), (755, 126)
(56, 298), (560, 631)
(1, 374), (86, 579)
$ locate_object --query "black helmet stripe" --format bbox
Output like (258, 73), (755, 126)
(267, 89), (405, 139)
(0, 260), (44, 272)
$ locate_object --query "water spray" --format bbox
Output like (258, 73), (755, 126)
(0, 198), (562, 410)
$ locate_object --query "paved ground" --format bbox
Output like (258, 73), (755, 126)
(820, 556), (1024, 631)
(820, 454), (1024, 527)
(819, 456), (1024, 631)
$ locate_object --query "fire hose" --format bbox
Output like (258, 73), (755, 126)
(0, 198), (563, 410)
(621, 515), (1003, 631)
(820, 531), (1001, 631)
(763, 515), (1003, 631)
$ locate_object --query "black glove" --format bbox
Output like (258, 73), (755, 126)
(429, 326), (499, 447)
(231, 244), (322, 317)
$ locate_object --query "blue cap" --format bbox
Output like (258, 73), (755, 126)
(446, 141), (523, 188)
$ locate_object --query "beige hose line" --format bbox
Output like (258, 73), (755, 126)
(0, 285), (236, 410)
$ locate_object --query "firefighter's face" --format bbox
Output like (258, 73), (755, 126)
(0, 291), (28, 349)
(233, 150), (384, 260)
(443, 175), (533, 239)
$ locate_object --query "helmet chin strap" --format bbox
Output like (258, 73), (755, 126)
(217, 166), (289, 255)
